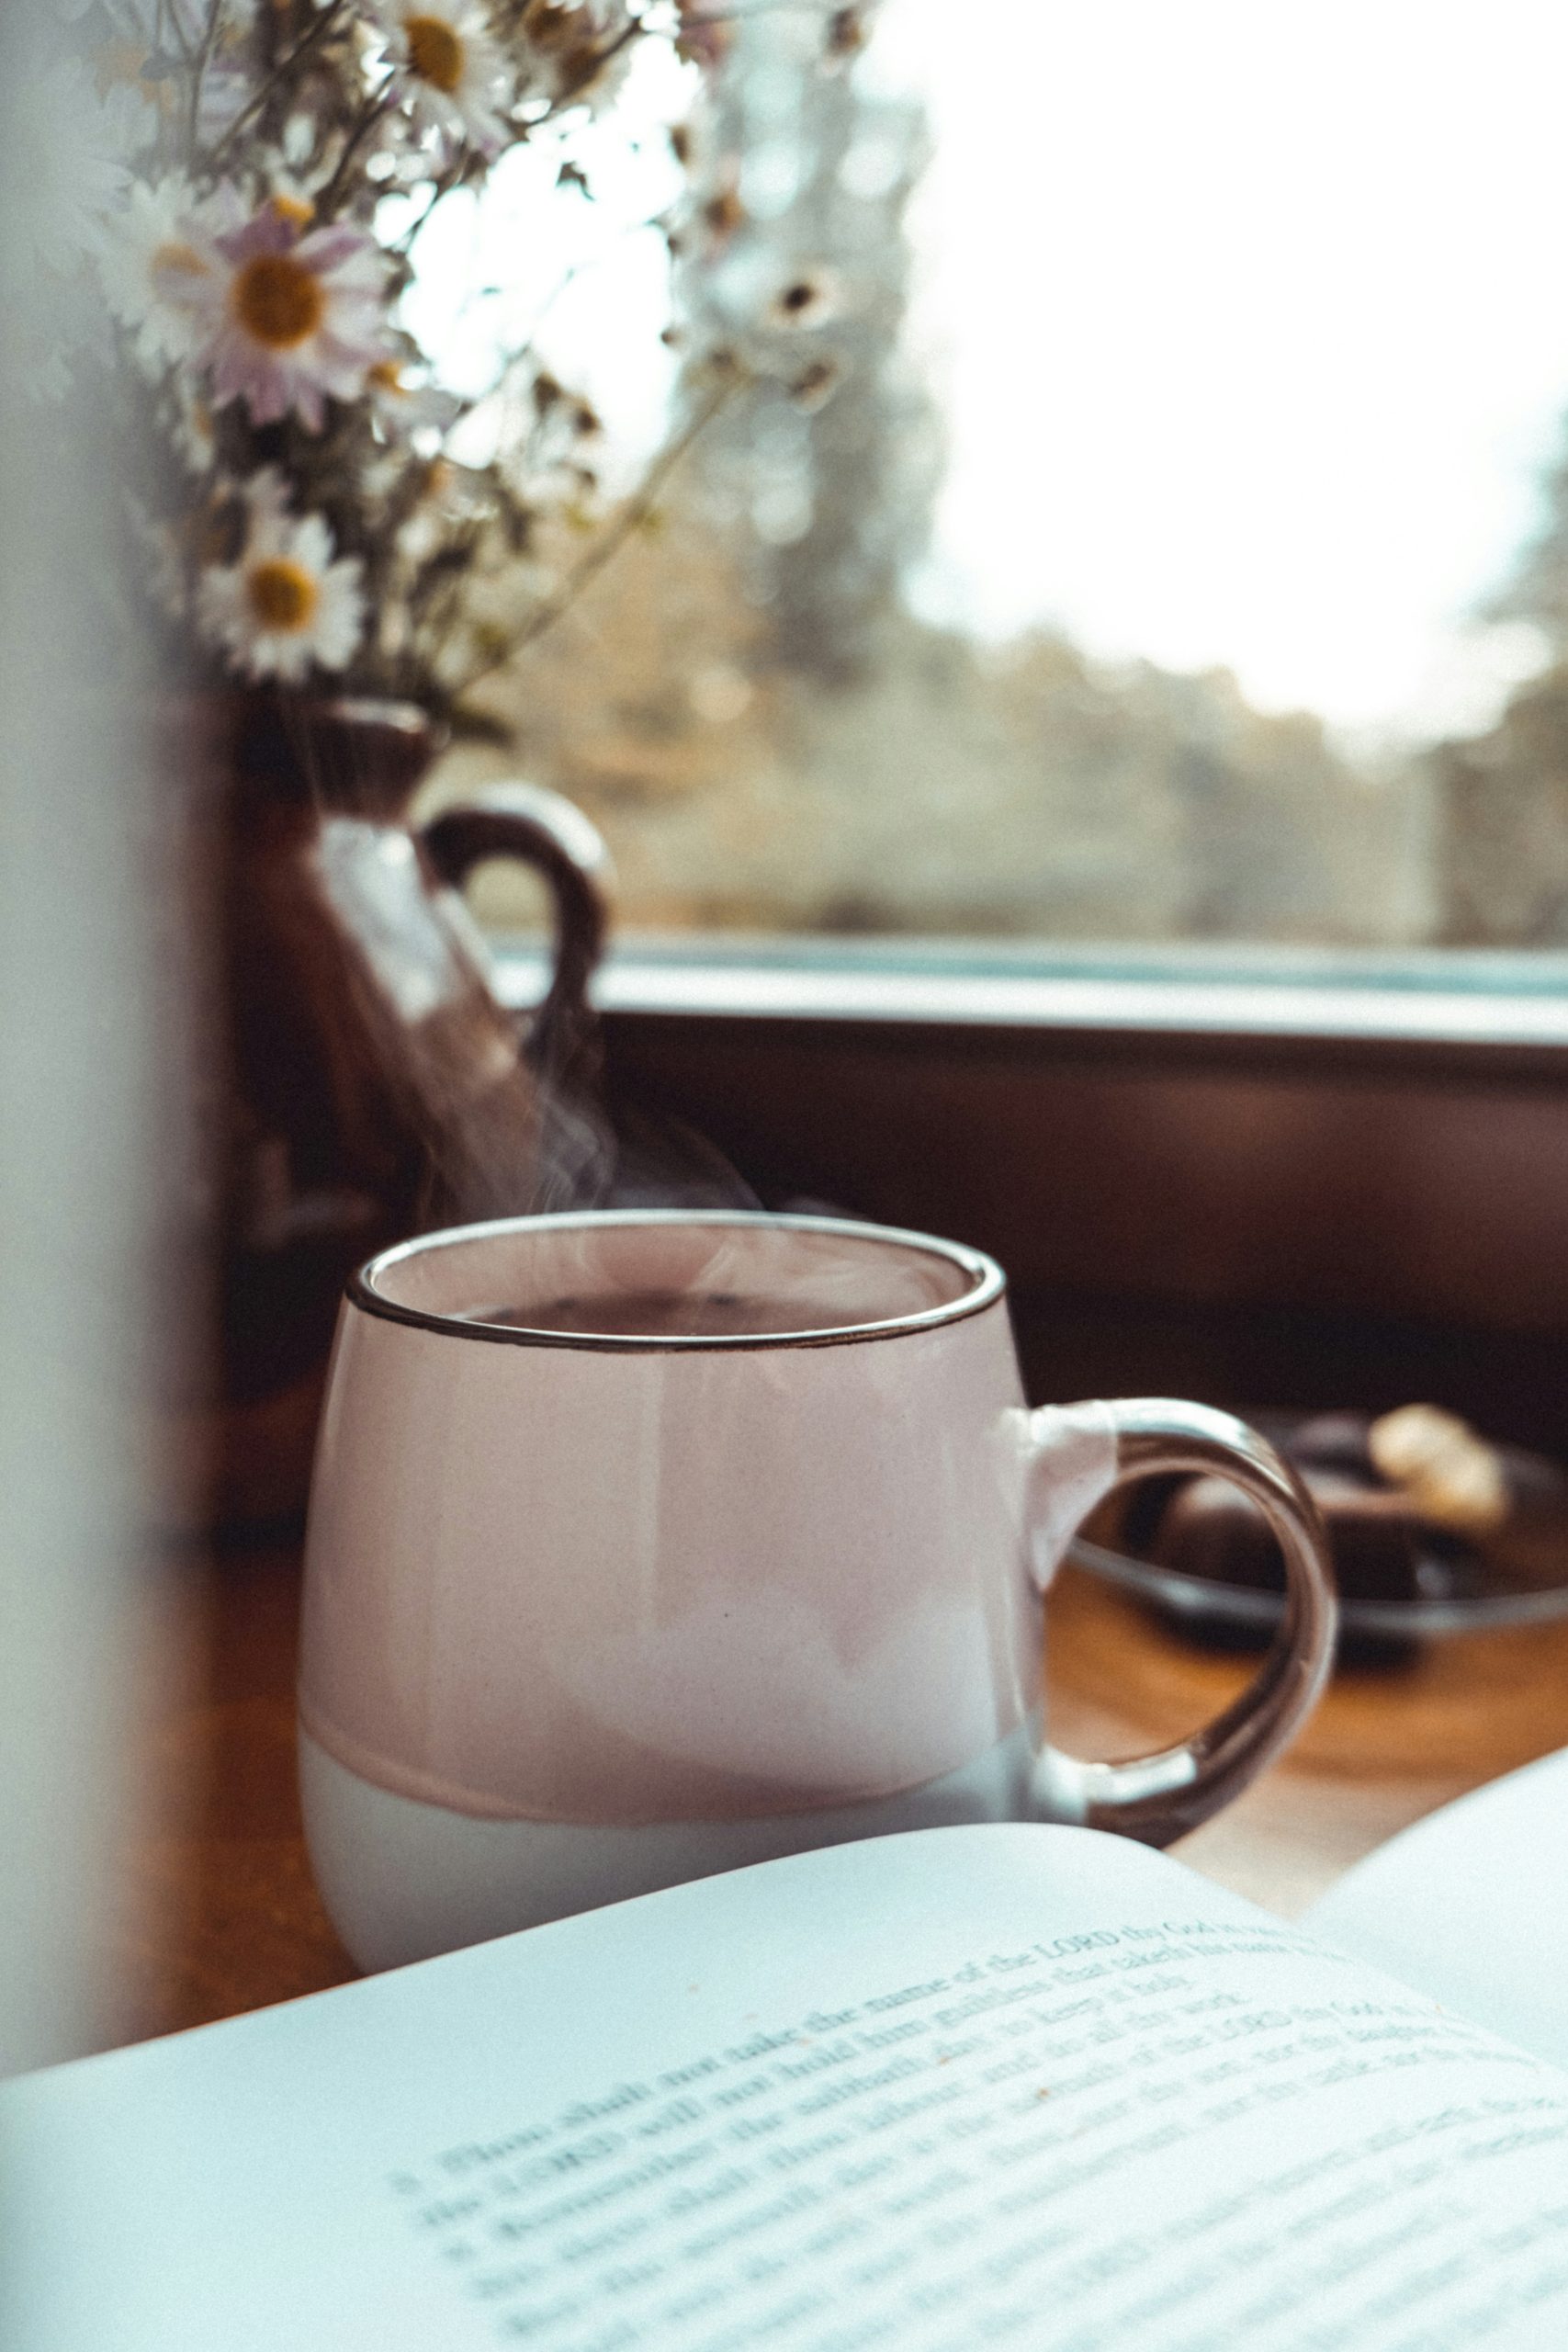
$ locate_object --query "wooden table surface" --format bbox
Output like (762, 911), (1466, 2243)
(111, 1538), (1568, 2052)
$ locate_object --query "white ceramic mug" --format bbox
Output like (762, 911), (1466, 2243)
(299, 1211), (1336, 1970)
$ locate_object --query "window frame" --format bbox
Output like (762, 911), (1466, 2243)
(492, 935), (1568, 1446)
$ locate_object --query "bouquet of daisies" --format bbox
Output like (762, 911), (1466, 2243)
(58, 0), (797, 722)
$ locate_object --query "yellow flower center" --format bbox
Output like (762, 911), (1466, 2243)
(232, 254), (324, 350)
(246, 560), (320, 633)
(152, 239), (208, 285)
(525, 3), (580, 51)
(271, 193), (316, 229)
(405, 15), (466, 93)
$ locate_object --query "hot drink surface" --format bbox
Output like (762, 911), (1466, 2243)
(463, 1288), (874, 1338)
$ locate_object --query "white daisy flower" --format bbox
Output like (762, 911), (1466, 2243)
(167, 382), (220, 476)
(197, 499), (366, 684)
(367, 355), (462, 442)
(96, 175), (215, 371)
(184, 195), (389, 433)
(235, 464), (296, 527)
(376, 2), (513, 157)
(764, 266), (845, 334)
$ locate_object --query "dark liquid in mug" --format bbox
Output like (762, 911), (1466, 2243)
(465, 1289), (870, 1338)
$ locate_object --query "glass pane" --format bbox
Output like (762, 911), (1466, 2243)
(435, 0), (1568, 960)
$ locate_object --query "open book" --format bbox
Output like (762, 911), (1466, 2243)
(6, 1752), (1568, 2352)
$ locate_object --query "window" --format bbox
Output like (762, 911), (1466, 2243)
(430, 0), (1568, 959)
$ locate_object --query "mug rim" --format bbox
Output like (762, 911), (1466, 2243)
(348, 1210), (1007, 1353)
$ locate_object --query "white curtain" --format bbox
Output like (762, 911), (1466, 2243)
(0, 1), (175, 2082)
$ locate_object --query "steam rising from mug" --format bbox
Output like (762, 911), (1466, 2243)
(350, 835), (761, 1227)
(300, 768), (761, 1236)
(411, 1062), (765, 1229)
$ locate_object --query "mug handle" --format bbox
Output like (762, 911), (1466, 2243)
(1028, 1397), (1337, 1846)
(419, 783), (611, 1086)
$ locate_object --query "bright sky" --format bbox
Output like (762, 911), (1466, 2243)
(412, 2), (1568, 746)
(874, 0), (1568, 741)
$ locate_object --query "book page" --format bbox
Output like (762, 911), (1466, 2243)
(7, 1824), (1568, 2352)
(1306, 1747), (1568, 2069)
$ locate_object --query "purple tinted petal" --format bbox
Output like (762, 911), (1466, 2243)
(315, 334), (378, 388)
(216, 209), (294, 266)
(300, 226), (377, 272)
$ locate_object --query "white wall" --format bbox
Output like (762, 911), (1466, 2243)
(0, 4), (170, 2082)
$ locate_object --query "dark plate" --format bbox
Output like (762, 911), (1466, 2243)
(1067, 1532), (1568, 1637)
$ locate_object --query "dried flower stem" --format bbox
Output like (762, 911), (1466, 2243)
(186, 0), (227, 158)
(316, 92), (396, 220)
(204, 0), (349, 169)
(481, 370), (742, 678)
(531, 12), (649, 129)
